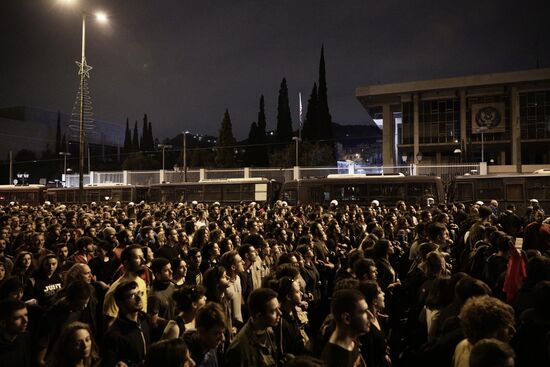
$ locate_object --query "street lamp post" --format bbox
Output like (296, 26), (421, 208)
(61, 2), (108, 202)
(476, 126), (488, 162)
(158, 144), (173, 173)
(292, 136), (301, 167)
(182, 131), (189, 182)
(59, 152), (71, 182)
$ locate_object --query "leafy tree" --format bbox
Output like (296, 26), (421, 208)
(268, 143), (294, 167)
(215, 109), (236, 167)
(276, 78), (293, 143)
(122, 152), (159, 170)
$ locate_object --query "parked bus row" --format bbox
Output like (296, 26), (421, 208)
(0, 172), (548, 212)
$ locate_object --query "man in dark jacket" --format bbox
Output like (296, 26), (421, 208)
(183, 302), (227, 367)
(0, 299), (30, 367)
(225, 288), (280, 367)
(103, 281), (151, 367)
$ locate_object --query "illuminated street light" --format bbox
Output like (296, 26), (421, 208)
(60, 1), (109, 202)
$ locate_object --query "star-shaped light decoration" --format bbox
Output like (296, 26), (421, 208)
(76, 58), (93, 78)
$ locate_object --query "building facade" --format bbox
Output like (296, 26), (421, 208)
(356, 68), (550, 169)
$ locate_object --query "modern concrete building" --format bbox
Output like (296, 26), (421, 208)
(356, 68), (550, 170)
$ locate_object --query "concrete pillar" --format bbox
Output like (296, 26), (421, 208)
(500, 151), (506, 165)
(159, 169), (165, 184)
(200, 168), (206, 181)
(413, 94), (420, 163)
(510, 87), (521, 172)
(480, 162), (488, 175)
(382, 103), (395, 166)
(293, 166), (300, 180)
(244, 167), (250, 178)
(459, 89), (467, 156)
(123, 170), (128, 185)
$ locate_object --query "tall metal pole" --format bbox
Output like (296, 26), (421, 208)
(481, 130), (485, 162)
(9, 151), (12, 185)
(183, 133), (187, 182)
(162, 145), (166, 172)
(79, 13), (87, 202)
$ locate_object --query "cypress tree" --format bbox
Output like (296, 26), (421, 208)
(132, 120), (140, 152)
(256, 95), (269, 166)
(276, 78), (293, 143)
(245, 122), (258, 166)
(302, 83), (318, 141)
(317, 45), (333, 142)
(148, 121), (154, 151)
(55, 111), (62, 153)
(215, 109), (236, 167)
(123, 118), (132, 153)
(141, 114), (148, 151)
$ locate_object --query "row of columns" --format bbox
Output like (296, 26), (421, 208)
(381, 88), (521, 169)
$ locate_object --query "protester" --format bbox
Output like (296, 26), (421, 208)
(0, 197), (547, 367)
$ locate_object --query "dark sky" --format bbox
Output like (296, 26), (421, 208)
(1, 0), (548, 140)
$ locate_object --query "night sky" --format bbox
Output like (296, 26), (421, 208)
(1, 0), (548, 140)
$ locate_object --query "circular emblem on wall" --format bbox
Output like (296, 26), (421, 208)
(475, 106), (502, 129)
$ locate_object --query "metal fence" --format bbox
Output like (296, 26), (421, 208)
(62, 163), (482, 187)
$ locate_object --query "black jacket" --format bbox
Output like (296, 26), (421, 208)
(102, 313), (151, 367)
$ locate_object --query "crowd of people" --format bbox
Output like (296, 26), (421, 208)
(0, 197), (549, 367)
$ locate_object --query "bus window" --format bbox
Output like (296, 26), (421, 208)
(204, 185), (221, 202)
(333, 185), (361, 202)
(526, 179), (550, 201)
(506, 184), (524, 201)
(240, 184), (255, 201)
(281, 189), (297, 205)
(456, 183), (474, 202)
(309, 187), (324, 203)
(387, 184), (406, 202)
(477, 179), (503, 200)
(223, 185), (241, 202)
(369, 184), (384, 199)
(186, 186), (203, 202)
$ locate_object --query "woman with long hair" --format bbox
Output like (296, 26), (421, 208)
(48, 321), (100, 367)
(12, 251), (35, 285)
(170, 257), (187, 286)
(190, 226), (209, 249)
(359, 280), (391, 367)
(202, 265), (234, 343)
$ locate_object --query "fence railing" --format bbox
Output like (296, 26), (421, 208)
(62, 163), (483, 187)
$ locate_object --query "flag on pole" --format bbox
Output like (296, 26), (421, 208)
(299, 92), (303, 127)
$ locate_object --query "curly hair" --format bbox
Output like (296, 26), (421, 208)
(459, 295), (515, 343)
